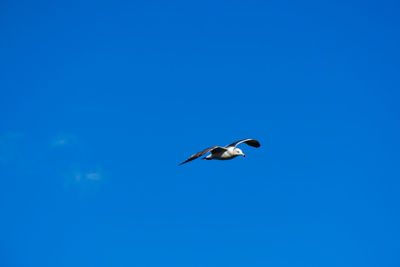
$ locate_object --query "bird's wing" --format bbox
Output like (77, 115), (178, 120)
(179, 146), (227, 165)
(226, 139), (261, 148)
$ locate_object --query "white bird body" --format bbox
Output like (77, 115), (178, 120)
(205, 147), (241, 160)
(179, 139), (260, 165)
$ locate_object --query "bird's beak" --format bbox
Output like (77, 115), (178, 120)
(241, 153), (246, 157)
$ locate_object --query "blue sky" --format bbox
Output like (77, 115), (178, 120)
(1, 0), (400, 266)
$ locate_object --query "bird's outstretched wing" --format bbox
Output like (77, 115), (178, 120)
(179, 146), (227, 165)
(226, 139), (261, 148)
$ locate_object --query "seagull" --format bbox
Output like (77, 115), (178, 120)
(179, 138), (261, 165)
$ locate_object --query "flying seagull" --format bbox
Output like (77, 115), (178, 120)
(179, 138), (261, 165)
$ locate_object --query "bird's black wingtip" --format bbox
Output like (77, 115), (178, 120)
(178, 160), (188, 166)
(248, 139), (261, 148)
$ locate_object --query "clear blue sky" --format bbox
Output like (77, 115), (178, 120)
(1, 0), (399, 266)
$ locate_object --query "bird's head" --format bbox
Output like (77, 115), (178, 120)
(234, 148), (245, 157)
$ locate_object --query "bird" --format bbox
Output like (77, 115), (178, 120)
(179, 138), (260, 165)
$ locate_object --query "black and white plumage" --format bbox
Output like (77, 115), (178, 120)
(179, 139), (261, 165)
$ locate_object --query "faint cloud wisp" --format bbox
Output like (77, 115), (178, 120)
(64, 166), (104, 192)
(49, 133), (105, 192)
(51, 134), (77, 148)
(73, 171), (102, 182)
(86, 172), (101, 180)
